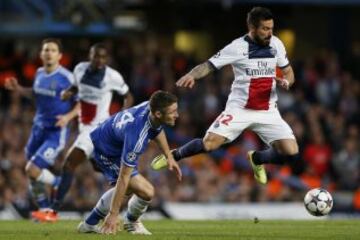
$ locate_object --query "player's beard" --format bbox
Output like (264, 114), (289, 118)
(254, 35), (271, 46)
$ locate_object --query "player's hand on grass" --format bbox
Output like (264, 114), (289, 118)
(176, 74), (195, 89)
(275, 77), (290, 90)
(4, 77), (20, 91)
(167, 155), (182, 181)
(55, 114), (71, 127)
(101, 213), (120, 235)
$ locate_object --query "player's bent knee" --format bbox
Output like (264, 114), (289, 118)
(137, 184), (154, 201)
(24, 164), (32, 176)
(286, 142), (299, 155)
(144, 185), (155, 201)
(275, 140), (299, 156)
(203, 136), (223, 152)
(25, 162), (39, 179)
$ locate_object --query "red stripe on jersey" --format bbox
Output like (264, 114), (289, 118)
(80, 100), (97, 124)
(245, 77), (273, 110)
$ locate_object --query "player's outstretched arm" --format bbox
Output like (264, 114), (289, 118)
(101, 165), (133, 235)
(55, 102), (80, 128)
(176, 61), (215, 89)
(276, 65), (295, 90)
(154, 130), (182, 181)
(122, 91), (134, 110)
(4, 77), (33, 97)
(61, 86), (78, 101)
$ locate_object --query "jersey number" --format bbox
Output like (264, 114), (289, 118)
(115, 112), (134, 129)
(217, 114), (233, 126)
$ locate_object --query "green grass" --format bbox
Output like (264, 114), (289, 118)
(0, 220), (359, 240)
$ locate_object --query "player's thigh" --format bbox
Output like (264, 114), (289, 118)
(63, 146), (87, 170)
(203, 132), (227, 151)
(32, 128), (68, 169)
(71, 129), (94, 159)
(25, 125), (45, 160)
(206, 109), (249, 147)
(128, 174), (154, 201)
(252, 112), (296, 146)
(272, 138), (299, 155)
(92, 151), (125, 185)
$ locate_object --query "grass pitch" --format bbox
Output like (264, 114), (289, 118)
(0, 219), (359, 240)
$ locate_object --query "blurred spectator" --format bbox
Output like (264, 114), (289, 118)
(303, 127), (332, 178)
(331, 138), (360, 191)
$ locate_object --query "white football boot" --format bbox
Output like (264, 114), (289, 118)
(123, 216), (152, 235)
(77, 221), (102, 234)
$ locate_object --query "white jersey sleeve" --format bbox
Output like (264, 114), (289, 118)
(108, 68), (129, 95)
(208, 39), (246, 69)
(273, 37), (290, 68)
(68, 72), (75, 85)
(72, 63), (84, 87)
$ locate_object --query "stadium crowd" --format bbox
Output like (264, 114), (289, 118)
(0, 37), (359, 216)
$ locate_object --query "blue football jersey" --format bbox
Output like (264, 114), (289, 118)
(90, 101), (163, 168)
(33, 66), (76, 127)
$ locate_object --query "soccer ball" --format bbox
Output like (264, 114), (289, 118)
(304, 188), (333, 216)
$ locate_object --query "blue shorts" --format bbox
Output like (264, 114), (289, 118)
(25, 124), (69, 169)
(93, 150), (138, 185)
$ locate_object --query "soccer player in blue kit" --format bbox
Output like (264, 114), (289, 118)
(5, 39), (79, 222)
(77, 90), (182, 235)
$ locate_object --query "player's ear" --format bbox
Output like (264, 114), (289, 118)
(154, 110), (162, 119)
(248, 23), (256, 32)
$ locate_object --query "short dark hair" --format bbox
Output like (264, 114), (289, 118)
(41, 38), (63, 52)
(247, 7), (273, 28)
(90, 42), (108, 53)
(149, 90), (178, 114)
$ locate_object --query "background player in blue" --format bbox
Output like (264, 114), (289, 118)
(77, 90), (182, 235)
(4, 38), (79, 222)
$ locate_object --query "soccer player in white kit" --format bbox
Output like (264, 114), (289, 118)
(51, 43), (134, 211)
(152, 7), (299, 184)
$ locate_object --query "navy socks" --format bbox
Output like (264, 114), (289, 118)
(52, 170), (74, 210)
(173, 138), (206, 161)
(253, 148), (299, 165)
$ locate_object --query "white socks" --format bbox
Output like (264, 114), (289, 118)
(36, 169), (56, 185)
(95, 187), (115, 215)
(94, 187), (150, 222)
(126, 195), (151, 222)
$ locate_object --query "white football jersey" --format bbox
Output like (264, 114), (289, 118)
(209, 35), (289, 111)
(73, 62), (129, 127)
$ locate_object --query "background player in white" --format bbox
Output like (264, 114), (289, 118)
(52, 43), (134, 211)
(4, 39), (79, 222)
(152, 7), (299, 185)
